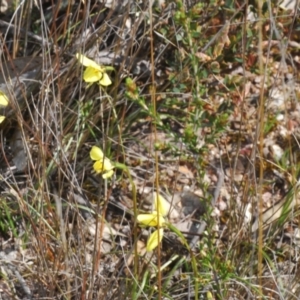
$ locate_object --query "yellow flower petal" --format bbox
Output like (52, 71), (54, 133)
(146, 229), (164, 251)
(83, 67), (103, 83)
(0, 92), (9, 106)
(0, 116), (5, 123)
(93, 157), (113, 170)
(93, 161), (114, 178)
(90, 146), (104, 161)
(103, 158), (114, 171)
(76, 53), (102, 70)
(102, 169), (114, 179)
(93, 161), (104, 173)
(154, 193), (170, 217)
(99, 72), (112, 86)
(137, 212), (165, 227)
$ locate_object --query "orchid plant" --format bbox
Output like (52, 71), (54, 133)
(76, 53), (112, 87)
(90, 146), (114, 179)
(137, 193), (170, 251)
(0, 91), (9, 123)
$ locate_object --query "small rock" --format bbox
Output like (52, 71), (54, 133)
(180, 188), (207, 217)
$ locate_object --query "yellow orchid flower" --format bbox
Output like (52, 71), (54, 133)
(0, 91), (9, 124)
(147, 228), (164, 252)
(0, 91), (9, 106)
(137, 193), (169, 251)
(90, 146), (114, 179)
(137, 211), (166, 227)
(154, 193), (170, 216)
(76, 53), (112, 86)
